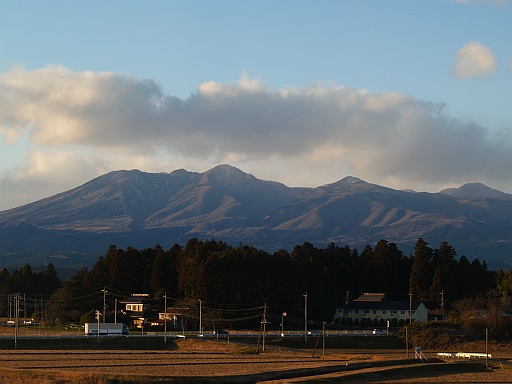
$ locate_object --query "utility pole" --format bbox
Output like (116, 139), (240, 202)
(95, 310), (101, 340)
(346, 290), (350, 305)
(322, 321), (326, 356)
(408, 292), (413, 324)
(199, 299), (202, 335)
(164, 292), (167, 344)
(14, 293), (19, 349)
(485, 327), (489, 368)
(406, 326), (409, 358)
(304, 292), (308, 343)
(102, 287), (107, 323)
(114, 299), (118, 323)
(262, 302), (267, 352)
(440, 290), (445, 321)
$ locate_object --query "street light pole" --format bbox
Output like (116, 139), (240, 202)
(281, 312), (287, 337)
(102, 287), (107, 323)
(304, 292), (308, 343)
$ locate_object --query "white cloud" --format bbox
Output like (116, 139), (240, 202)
(1, 65), (512, 210)
(452, 41), (497, 78)
(0, 148), (105, 209)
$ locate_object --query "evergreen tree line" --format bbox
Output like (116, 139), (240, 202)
(2, 237), (506, 327)
(0, 263), (61, 318)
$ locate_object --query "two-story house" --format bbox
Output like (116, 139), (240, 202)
(119, 294), (161, 329)
(120, 294), (192, 331)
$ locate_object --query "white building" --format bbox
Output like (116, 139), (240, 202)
(334, 293), (428, 327)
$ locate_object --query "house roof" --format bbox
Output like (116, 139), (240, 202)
(344, 300), (425, 311)
(119, 297), (160, 305)
(160, 307), (190, 314)
(353, 293), (386, 302)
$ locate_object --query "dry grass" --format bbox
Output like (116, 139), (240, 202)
(0, 339), (510, 383)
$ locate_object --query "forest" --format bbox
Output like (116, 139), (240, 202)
(0, 237), (510, 332)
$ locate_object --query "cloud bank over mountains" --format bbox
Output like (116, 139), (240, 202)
(0, 65), (511, 210)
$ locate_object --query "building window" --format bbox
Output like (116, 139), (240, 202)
(346, 310), (352, 314)
(355, 310), (359, 314)
(372, 310), (377, 314)
(400, 310), (405, 315)
(126, 304), (143, 312)
(364, 310), (369, 314)
(382, 310), (387, 314)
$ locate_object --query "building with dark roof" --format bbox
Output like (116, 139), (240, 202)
(119, 294), (161, 329)
(333, 292), (428, 327)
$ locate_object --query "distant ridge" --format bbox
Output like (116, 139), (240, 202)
(1, 165), (512, 270)
(440, 183), (512, 201)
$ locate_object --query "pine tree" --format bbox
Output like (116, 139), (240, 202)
(108, 248), (126, 291)
(150, 245), (173, 294)
(409, 238), (433, 299)
(429, 241), (456, 299)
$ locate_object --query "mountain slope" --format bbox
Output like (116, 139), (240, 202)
(1, 165), (512, 269)
(0, 165), (299, 232)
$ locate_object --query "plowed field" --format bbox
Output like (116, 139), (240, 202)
(0, 339), (510, 383)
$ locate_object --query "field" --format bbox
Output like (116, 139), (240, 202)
(0, 336), (511, 383)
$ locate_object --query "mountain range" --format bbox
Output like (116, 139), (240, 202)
(1, 164), (512, 270)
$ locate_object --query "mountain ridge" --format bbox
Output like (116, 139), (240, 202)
(440, 182), (512, 201)
(1, 164), (512, 269)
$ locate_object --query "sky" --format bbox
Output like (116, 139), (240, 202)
(0, 0), (511, 211)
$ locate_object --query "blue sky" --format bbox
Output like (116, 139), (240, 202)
(0, 0), (511, 210)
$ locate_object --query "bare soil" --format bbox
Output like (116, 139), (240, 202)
(0, 339), (510, 383)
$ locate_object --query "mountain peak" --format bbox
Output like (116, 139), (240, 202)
(339, 176), (366, 185)
(200, 164), (255, 185)
(204, 164), (247, 176)
(317, 176), (390, 195)
(440, 183), (512, 201)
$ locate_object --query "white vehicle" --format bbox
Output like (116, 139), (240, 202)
(372, 329), (387, 335)
(85, 322), (129, 335)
